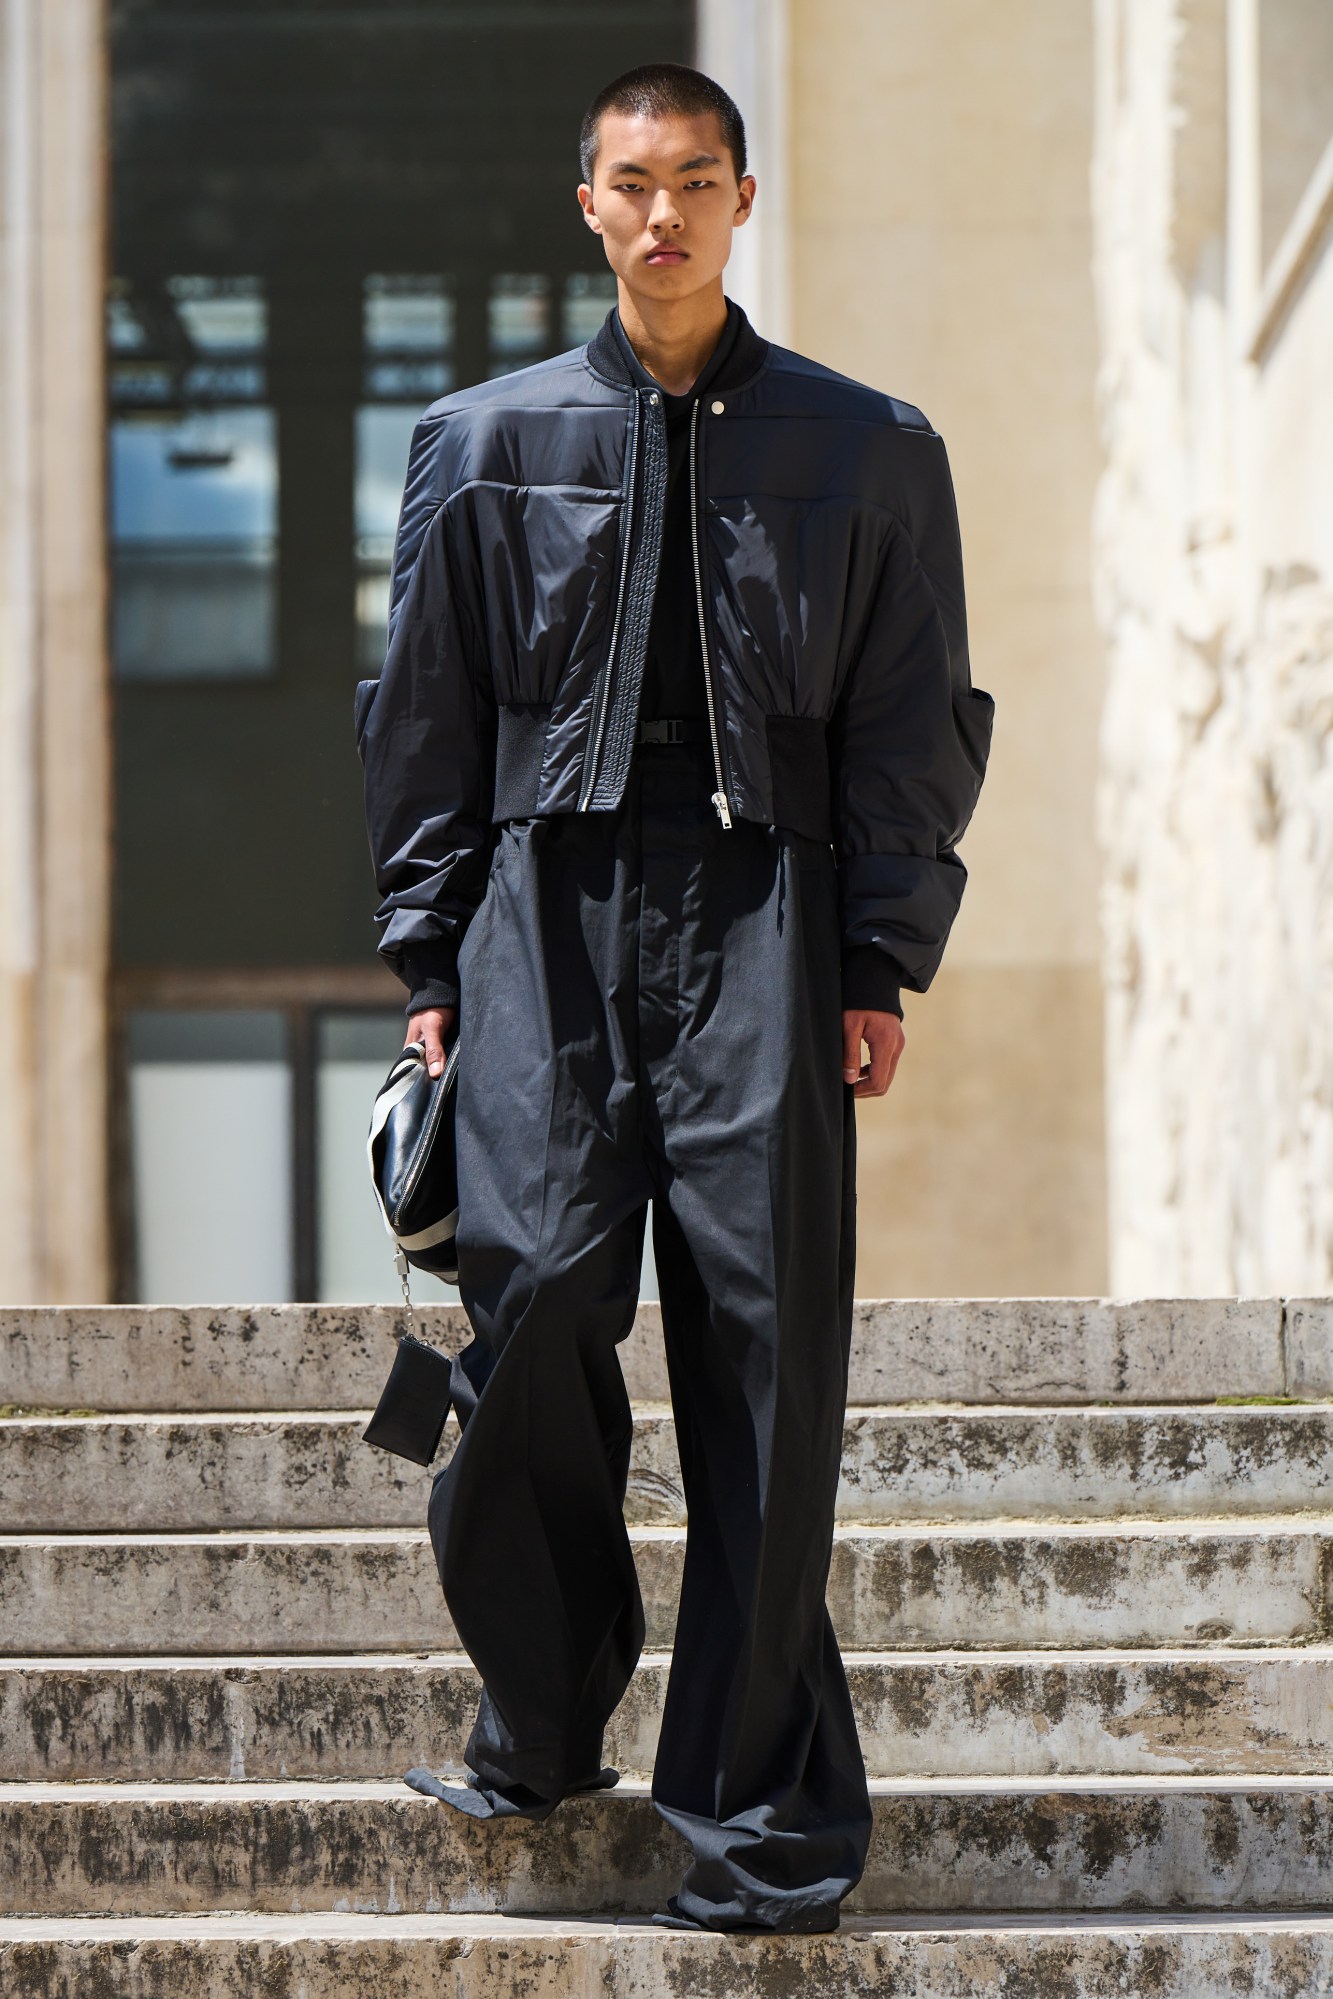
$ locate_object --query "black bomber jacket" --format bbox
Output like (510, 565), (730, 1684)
(356, 300), (995, 1017)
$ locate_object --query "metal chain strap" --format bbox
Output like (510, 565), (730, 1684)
(393, 1245), (415, 1326)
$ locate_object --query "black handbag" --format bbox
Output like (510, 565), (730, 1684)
(363, 1032), (461, 1464)
(367, 1034), (461, 1286)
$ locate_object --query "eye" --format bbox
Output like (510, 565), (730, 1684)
(614, 181), (644, 193)
(684, 179), (713, 190)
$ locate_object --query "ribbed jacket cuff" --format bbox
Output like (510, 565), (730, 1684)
(841, 946), (904, 1019)
(397, 948), (461, 1019)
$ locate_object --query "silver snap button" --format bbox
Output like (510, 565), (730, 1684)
(711, 400), (725, 415)
(648, 392), (660, 405)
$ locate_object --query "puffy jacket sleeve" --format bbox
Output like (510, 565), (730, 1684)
(828, 425), (994, 999)
(356, 416), (497, 1015)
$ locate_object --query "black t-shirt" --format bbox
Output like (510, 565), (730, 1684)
(611, 305), (743, 722)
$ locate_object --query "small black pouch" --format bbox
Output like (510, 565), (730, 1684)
(362, 1334), (454, 1465)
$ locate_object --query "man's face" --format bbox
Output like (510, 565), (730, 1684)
(577, 109), (754, 303)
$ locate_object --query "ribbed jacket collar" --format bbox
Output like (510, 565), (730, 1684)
(586, 294), (770, 395)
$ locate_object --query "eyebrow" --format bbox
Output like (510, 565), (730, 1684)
(606, 153), (722, 176)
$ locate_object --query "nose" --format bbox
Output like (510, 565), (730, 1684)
(648, 187), (684, 233)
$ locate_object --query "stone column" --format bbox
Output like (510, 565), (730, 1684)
(695, 0), (792, 343)
(0, 0), (110, 1302)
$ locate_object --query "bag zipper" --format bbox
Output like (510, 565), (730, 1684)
(398, 1038), (459, 1212)
(688, 397), (733, 829)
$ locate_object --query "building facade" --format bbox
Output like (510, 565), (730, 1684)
(1, 0), (1329, 1305)
(1091, 0), (1333, 1293)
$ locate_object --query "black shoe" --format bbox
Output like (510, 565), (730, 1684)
(651, 1894), (840, 1935)
(404, 1762), (619, 1821)
(650, 1897), (700, 1931)
(569, 1765), (621, 1799)
(403, 1765), (495, 1817)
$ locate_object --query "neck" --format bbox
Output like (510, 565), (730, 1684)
(616, 280), (729, 396)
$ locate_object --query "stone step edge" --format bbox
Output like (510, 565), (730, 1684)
(3, 1910), (1332, 1940)
(7, 1914), (1333, 1999)
(12, 1783), (1333, 1928)
(7, 1775), (1333, 1803)
(7, 1643), (1332, 1670)
(7, 1299), (1329, 1411)
(8, 1399), (1332, 1421)
(5, 1513), (1331, 1547)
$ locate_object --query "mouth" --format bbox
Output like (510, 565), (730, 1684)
(645, 245), (688, 266)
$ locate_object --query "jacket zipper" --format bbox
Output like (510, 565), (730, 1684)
(688, 397), (733, 828)
(578, 390), (642, 811)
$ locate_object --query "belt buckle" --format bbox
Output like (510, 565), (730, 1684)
(640, 718), (687, 746)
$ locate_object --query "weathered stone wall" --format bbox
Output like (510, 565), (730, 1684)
(1091, 0), (1333, 1291)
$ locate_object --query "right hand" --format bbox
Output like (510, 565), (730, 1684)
(406, 1006), (456, 1078)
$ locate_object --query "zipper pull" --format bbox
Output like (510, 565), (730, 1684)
(711, 790), (733, 830)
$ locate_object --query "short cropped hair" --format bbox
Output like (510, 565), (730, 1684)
(579, 63), (747, 185)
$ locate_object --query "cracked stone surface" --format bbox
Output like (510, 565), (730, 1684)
(8, 1401), (1333, 1531)
(2, 1780), (1333, 1918)
(2, 1915), (1332, 1999)
(2, 1518), (1327, 1655)
(2, 1649), (1332, 1784)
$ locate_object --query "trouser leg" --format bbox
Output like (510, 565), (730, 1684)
(636, 747), (872, 1928)
(426, 810), (652, 1815)
(420, 746), (871, 1910)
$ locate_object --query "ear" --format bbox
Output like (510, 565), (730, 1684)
(577, 183), (604, 236)
(733, 174), (756, 229)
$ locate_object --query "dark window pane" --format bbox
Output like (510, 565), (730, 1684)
(109, 1), (691, 976)
(563, 270), (618, 344)
(111, 406), (277, 678)
(488, 273), (551, 375)
(168, 274), (266, 355)
(363, 273), (455, 400)
(355, 403), (422, 670)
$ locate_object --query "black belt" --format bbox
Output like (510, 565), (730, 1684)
(491, 702), (834, 842)
(638, 716), (709, 746)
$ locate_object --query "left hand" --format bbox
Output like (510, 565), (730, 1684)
(842, 1009), (905, 1098)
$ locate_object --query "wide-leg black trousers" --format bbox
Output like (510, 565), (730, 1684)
(426, 740), (872, 1929)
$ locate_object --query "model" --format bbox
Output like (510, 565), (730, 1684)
(359, 60), (994, 1933)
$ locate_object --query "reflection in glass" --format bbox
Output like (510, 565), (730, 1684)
(355, 276), (457, 664)
(108, 274), (275, 678)
(111, 407), (277, 678)
(108, 275), (268, 406)
(166, 274), (266, 355)
(127, 1011), (293, 1303)
(363, 274), (453, 401)
(489, 273), (550, 374)
(364, 273), (453, 352)
(354, 404), (421, 669)
(108, 291), (148, 353)
(563, 271), (618, 344)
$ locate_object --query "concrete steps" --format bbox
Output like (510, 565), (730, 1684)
(3, 1648), (1332, 1783)
(2, 1298), (1331, 1992)
(8, 1400), (1333, 1529)
(4, 1911), (1332, 1999)
(4, 1776), (1333, 1918)
(3, 1516), (1328, 1653)
(4, 1295), (1328, 1411)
